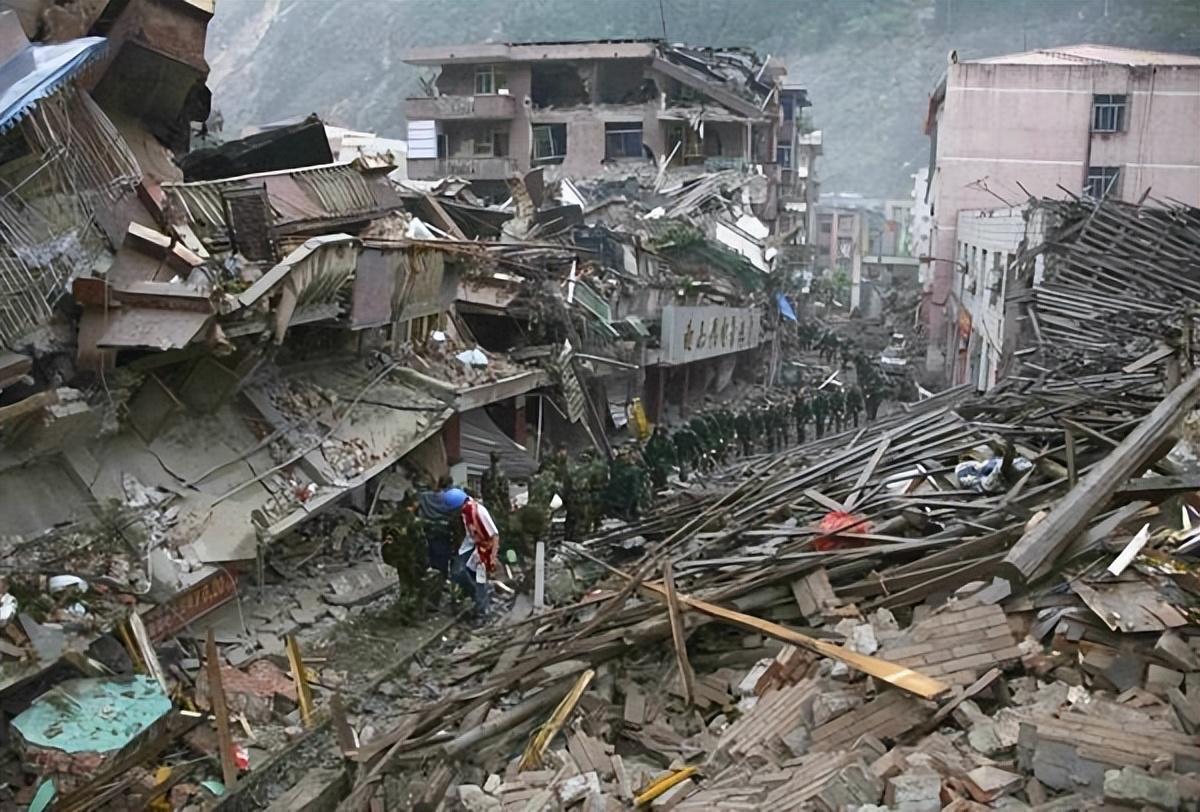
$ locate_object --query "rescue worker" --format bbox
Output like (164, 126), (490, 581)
(845, 384), (864, 428)
(813, 389), (828, 438)
(644, 425), (676, 490)
(457, 495), (500, 621)
(417, 482), (468, 601)
(380, 492), (433, 618)
(735, 409), (753, 457)
(792, 390), (811, 444)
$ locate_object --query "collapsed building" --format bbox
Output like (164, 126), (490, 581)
(0, 20), (816, 807)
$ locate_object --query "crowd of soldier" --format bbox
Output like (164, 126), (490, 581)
(377, 323), (896, 619)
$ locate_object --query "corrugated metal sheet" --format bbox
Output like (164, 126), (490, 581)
(460, 407), (536, 480)
(163, 163), (396, 249)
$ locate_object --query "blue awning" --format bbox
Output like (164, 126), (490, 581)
(0, 26), (105, 132)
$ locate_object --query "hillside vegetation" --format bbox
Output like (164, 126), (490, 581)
(206, 0), (1200, 197)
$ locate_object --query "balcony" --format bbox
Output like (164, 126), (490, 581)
(405, 94), (517, 121)
(407, 156), (518, 181)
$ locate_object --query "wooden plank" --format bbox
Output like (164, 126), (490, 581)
(803, 488), (846, 513)
(329, 694), (358, 758)
(662, 560), (696, 707)
(637, 580), (949, 700)
(205, 630), (239, 789)
(844, 435), (891, 511)
(1064, 427), (1077, 487)
(1001, 367), (1200, 584)
(127, 612), (167, 693)
(519, 669), (595, 770)
(286, 634), (316, 727)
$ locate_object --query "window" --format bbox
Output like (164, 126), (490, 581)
(532, 124), (567, 164)
(1085, 166), (1121, 199)
(472, 129), (508, 158)
(604, 122), (643, 159)
(474, 65), (507, 95)
(1092, 94), (1127, 132)
(776, 144), (793, 168)
(781, 96), (796, 122)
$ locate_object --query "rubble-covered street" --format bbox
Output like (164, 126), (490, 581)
(4, 0), (1200, 810)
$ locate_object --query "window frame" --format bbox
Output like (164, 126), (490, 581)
(776, 144), (793, 168)
(1085, 165), (1121, 199)
(531, 123), (567, 164)
(1091, 94), (1127, 133)
(604, 122), (644, 160)
(474, 65), (507, 95)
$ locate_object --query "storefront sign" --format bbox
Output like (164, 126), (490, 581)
(659, 305), (762, 365)
(140, 567), (238, 642)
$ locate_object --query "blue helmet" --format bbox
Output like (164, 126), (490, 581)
(439, 487), (468, 511)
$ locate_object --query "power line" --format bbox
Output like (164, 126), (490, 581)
(659, 0), (669, 41)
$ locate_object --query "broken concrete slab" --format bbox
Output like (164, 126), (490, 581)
(325, 562), (396, 606)
(1103, 766), (1180, 810)
(963, 765), (1022, 802)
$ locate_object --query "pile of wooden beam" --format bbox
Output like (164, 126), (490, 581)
(329, 355), (1200, 810)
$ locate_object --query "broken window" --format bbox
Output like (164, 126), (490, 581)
(532, 124), (567, 165)
(1092, 94), (1127, 133)
(530, 64), (589, 107)
(776, 144), (793, 169)
(604, 123), (643, 160)
(474, 65), (507, 95)
(1085, 166), (1121, 199)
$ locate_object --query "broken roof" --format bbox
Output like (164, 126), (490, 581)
(0, 11), (105, 130)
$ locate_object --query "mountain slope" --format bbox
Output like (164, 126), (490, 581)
(205, 0), (1200, 197)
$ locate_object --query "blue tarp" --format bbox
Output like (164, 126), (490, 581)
(0, 33), (105, 132)
(777, 292), (798, 322)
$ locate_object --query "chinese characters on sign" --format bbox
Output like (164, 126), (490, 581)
(662, 305), (762, 365)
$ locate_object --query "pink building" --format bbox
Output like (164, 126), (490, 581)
(921, 44), (1200, 376)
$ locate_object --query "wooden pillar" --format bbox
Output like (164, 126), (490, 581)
(442, 412), (461, 465)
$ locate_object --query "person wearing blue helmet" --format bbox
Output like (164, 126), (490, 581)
(418, 480), (468, 584)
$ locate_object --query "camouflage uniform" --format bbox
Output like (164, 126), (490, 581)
(792, 392), (811, 444)
(845, 385), (864, 428)
(644, 426), (676, 490)
(380, 495), (435, 618)
(673, 427), (700, 481)
(735, 411), (753, 457)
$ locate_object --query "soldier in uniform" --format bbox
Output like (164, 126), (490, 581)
(643, 425), (676, 491)
(690, 415), (714, 471)
(380, 492), (434, 618)
(604, 446), (645, 521)
(844, 384), (864, 428)
(813, 389), (828, 438)
(673, 425), (700, 481)
(792, 390), (811, 444)
(564, 451), (602, 540)
(828, 387), (845, 433)
(735, 409), (753, 457)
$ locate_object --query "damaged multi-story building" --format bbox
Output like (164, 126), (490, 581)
(402, 39), (810, 229)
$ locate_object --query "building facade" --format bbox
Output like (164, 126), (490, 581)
(921, 44), (1200, 376)
(403, 40), (786, 195)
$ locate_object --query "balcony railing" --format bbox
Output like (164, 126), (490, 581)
(405, 94), (517, 120)
(407, 156), (518, 181)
